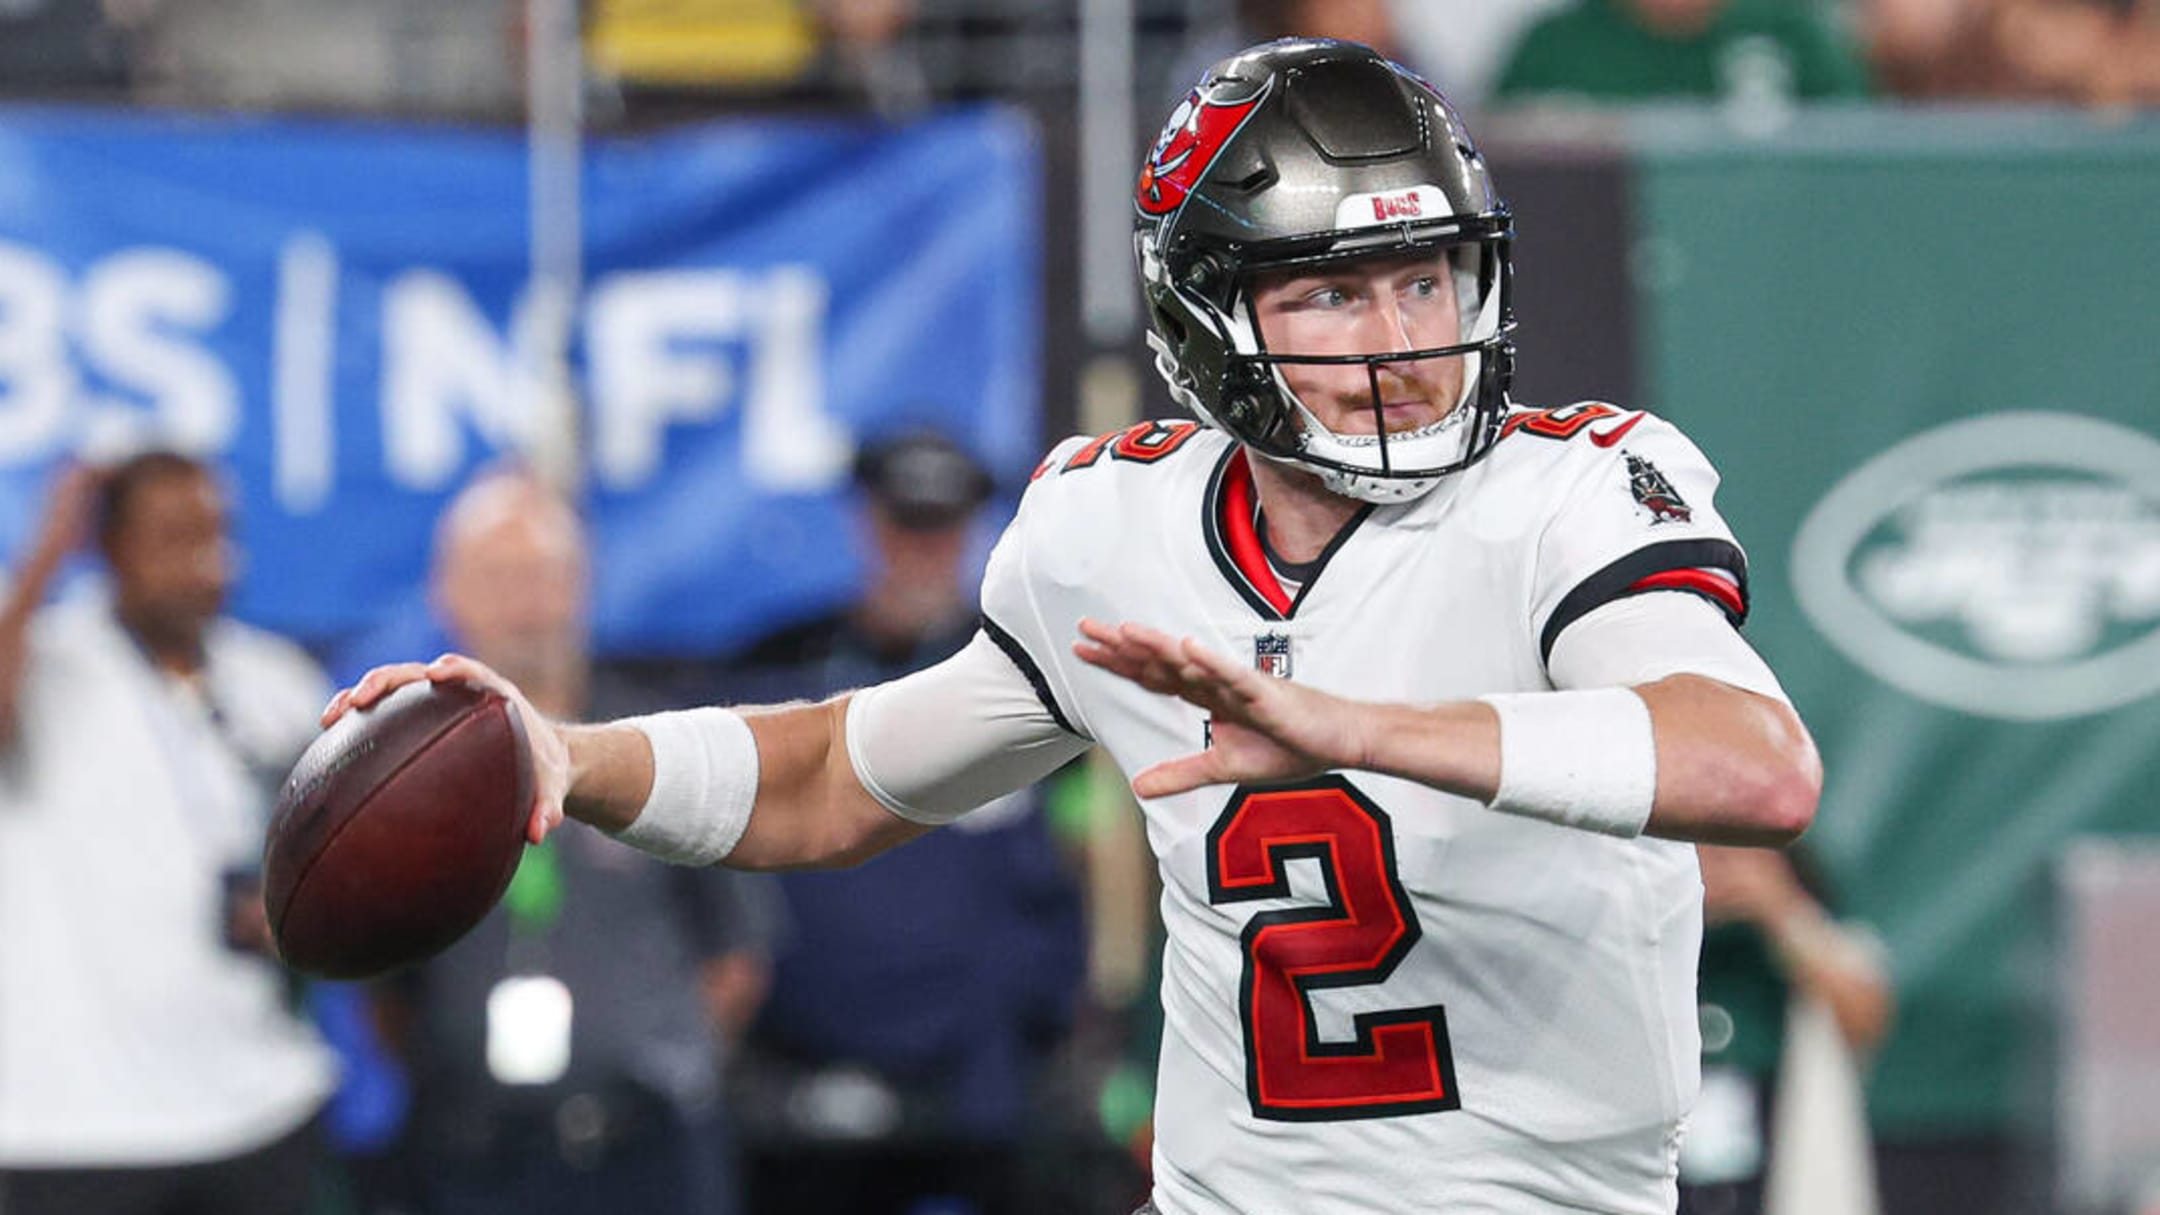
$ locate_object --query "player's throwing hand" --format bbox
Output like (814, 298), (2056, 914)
(324, 653), (571, 845)
(1074, 618), (1368, 797)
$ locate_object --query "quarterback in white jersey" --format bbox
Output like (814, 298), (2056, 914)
(983, 409), (1764, 1212)
(332, 37), (1820, 1215)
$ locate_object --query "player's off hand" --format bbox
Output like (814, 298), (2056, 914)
(1074, 619), (1367, 798)
(322, 654), (570, 845)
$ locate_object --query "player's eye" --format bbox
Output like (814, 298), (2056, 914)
(1304, 285), (1351, 308)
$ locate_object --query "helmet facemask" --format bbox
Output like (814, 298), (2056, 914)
(1144, 217), (1516, 505)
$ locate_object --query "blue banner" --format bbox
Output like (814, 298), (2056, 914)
(0, 105), (1041, 654)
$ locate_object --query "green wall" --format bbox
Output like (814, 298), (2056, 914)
(1630, 107), (2160, 1136)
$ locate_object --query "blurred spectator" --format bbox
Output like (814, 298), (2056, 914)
(722, 431), (1086, 1215)
(1859, 0), (1990, 94)
(1166, 0), (1413, 104)
(1493, 0), (1871, 104)
(809, 0), (930, 115)
(587, 0), (821, 97)
(0, 0), (135, 97)
(1865, 0), (2160, 105)
(1392, 0), (1576, 109)
(126, 0), (519, 116)
(1683, 846), (1895, 1215)
(605, 0), (932, 119)
(370, 468), (779, 1215)
(1243, 0), (1404, 53)
(0, 455), (335, 1215)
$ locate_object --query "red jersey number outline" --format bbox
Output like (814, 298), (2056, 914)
(1057, 420), (1201, 475)
(1501, 402), (1637, 443)
(1207, 777), (1461, 1121)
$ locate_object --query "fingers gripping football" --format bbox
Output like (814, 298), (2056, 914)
(325, 653), (570, 845)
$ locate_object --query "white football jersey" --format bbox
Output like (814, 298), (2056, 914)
(979, 404), (1751, 1215)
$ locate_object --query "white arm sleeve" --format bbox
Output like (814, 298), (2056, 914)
(1547, 590), (1790, 703)
(844, 630), (1093, 826)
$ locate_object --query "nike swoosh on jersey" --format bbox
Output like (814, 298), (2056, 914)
(1589, 412), (1646, 447)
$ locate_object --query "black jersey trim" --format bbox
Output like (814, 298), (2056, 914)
(1257, 511), (1327, 585)
(1286, 501), (1375, 616)
(980, 613), (1083, 738)
(1538, 538), (1750, 665)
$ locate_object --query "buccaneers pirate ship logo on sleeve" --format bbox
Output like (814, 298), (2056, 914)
(1136, 77), (1272, 217)
(1626, 452), (1693, 524)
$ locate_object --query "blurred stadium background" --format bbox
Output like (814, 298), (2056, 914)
(0, 0), (2156, 1213)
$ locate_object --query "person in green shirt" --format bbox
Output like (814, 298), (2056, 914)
(1494, 0), (1872, 103)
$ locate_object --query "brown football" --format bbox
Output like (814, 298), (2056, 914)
(263, 679), (533, 980)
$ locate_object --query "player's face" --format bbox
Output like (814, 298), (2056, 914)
(1248, 249), (1468, 437)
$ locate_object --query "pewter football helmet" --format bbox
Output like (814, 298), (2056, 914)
(1135, 39), (1516, 503)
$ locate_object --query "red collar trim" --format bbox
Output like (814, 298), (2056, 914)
(1219, 450), (1293, 616)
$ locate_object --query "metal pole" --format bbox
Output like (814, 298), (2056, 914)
(1078, 0), (1137, 347)
(525, 0), (584, 492)
(1077, 0), (1155, 1013)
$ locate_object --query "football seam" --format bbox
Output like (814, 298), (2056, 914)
(270, 697), (506, 947)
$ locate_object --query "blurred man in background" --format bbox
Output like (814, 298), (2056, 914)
(807, 0), (930, 115)
(1685, 846), (1895, 1215)
(729, 431), (1002, 680)
(1493, 0), (1870, 104)
(372, 468), (778, 1215)
(1388, 0), (1573, 109)
(0, 453), (335, 1215)
(1166, 0), (1413, 105)
(1863, 0), (2160, 105)
(723, 432), (1086, 1215)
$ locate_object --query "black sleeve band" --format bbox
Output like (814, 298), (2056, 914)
(1538, 538), (1750, 665)
(980, 613), (1083, 738)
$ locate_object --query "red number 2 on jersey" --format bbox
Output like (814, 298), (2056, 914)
(1206, 777), (1462, 1121)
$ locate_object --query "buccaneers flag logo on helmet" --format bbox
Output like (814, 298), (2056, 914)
(1135, 77), (1271, 217)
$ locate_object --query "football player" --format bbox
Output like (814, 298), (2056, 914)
(333, 39), (1820, 1214)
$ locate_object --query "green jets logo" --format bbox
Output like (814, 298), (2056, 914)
(1791, 412), (2160, 721)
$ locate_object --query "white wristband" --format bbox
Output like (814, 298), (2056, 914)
(613, 707), (758, 865)
(1478, 687), (1656, 838)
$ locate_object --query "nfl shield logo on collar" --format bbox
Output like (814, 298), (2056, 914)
(1254, 632), (1293, 679)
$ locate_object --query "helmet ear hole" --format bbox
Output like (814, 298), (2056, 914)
(1180, 254), (1228, 304)
(1220, 364), (1279, 436)
(1153, 303), (1189, 347)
